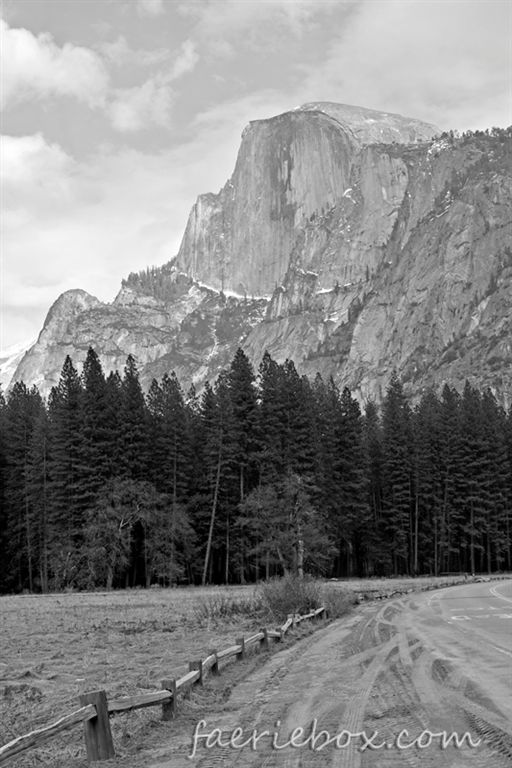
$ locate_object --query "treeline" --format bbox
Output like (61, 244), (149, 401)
(0, 348), (511, 593)
(438, 126), (512, 142)
(122, 263), (191, 303)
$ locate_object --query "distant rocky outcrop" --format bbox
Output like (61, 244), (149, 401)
(10, 104), (512, 404)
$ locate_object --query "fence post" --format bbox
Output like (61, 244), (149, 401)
(260, 627), (269, 650)
(189, 660), (204, 686)
(236, 637), (245, 660)
(161, 679), (176, 721)
(79, 690), (115, 762)
(209, 649), (219, 675)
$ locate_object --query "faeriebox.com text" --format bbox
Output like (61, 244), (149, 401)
(188, 718), (482, 758)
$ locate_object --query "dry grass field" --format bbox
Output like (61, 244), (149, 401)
(1, 585), (263, 767)
(0, 575), (484, 766)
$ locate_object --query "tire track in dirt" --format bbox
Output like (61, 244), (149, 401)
(331, 591), (512, 768)
(406, 650), (510, 768)
(329, 637), (399, 768)
(139, 584), (512, 768)
(360, 609), (440, 768)
(146, 615), (364, 767)
(238, 614), (395, 768)
(144, 606), (398, 768)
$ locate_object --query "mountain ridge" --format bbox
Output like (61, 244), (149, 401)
(9, 104), (512, 404)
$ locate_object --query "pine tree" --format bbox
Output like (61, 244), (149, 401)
(2, 382), (45, 591)
(104, 370), (123, 477)
(438, 385), (465, 572)
(228, 348), (258, 502)
(381, 372), (413, 574)
(200, 374), (236, 584)
(78, 348), (110, 508)
(412, 390), (443, 574)
(0, 387), (8, 591)
(26, 409), (51, 592)
(480, 390), (509, 572)
(146, 372), (193, 583)
(459, 382), (487, 573)
(47, 356), (84, 588)
(227, 349), (259, 580)
(257, 352), (287, 482)
(119, 355), (148, 480)
(334, 387), (372, 576)
(281, 360), (316, 476)
(505, 405), (512, 570)
(310, 376), (341, 539)
(363, 400), (387, 573)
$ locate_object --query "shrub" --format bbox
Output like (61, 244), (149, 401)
(321, 584), (357, 618)
(258, 574), (323, 619)
(193, 593), (264, 623)
(258, 575), (356, 621)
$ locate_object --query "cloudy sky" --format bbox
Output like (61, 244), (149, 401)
(1, 0), (511, 353)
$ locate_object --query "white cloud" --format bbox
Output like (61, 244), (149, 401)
(106, 40), (198, 132)
(108, 79), (174, 132)
(0, 19), (197, 134)
(137, 0), (165, 18)
(0, 19), (109, 110)
(300, 0), (512, 131)
(177, 0), (337, 57)
(179, 0), (332, 36)
(99, 35), (170, 67)
(170, 39), (199, 79)
(2, 133), (73, 192)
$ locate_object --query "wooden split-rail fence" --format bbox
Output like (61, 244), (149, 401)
(0, 606), (327, 764)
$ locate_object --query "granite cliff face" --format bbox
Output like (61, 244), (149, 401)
(10, 103), (512, 403)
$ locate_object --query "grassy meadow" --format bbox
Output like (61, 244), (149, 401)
(1, 585), (264, 766)
(0, 574), (491, 766)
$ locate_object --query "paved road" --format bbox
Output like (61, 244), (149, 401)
(134, 580), (512, 768)
(417, 580), (512, 726)
(435, 580), (512, 653)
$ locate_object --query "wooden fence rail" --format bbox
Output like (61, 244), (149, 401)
(0, 606), (327, 765)
(0, 705), (97, 763)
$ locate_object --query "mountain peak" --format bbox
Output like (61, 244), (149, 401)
(43, 289), (101, 331)
(297, 102), (440, 144)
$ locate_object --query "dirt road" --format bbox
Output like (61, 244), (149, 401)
(134, 580), (512, 767)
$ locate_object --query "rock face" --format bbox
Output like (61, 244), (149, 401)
(176, 103), (439, 297)
(10, 103), (512, 404)
(177, 109), (359, 296)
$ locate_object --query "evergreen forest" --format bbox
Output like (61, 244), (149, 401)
(1, 347), (511, 593)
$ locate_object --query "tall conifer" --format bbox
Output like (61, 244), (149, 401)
(381, 372), (413, 574)
(47, 356), (84, 586)
(119, 355), (148, 480)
